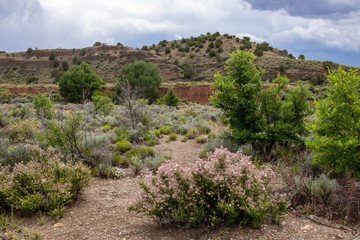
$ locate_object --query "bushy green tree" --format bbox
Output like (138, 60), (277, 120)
(211, 50), (311, 155)
(115, 61), (162, 103)
(59, 62), (104, 103)
(33, 94), (53, 120)
(164, 88), (180, 106)
(307, 67), (360, 177)
(211, 50), (263, 145)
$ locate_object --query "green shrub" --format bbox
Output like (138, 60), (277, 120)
(211, 51), (311, 156)
(129, 147), (287, 228)
(115, 140), (131, 153)
(115, 61), (162, 104)
(129, 156), (142, 176)
(307, 67), (360, 177)
(164, 88), (180, 107)
(8, 120), (39, 142)
(168, 133), (177, 141)
(91, 91), (114, 116)
(112, 154), (130, 167)
(184, 128), (197, 139)
(0, 88), (12, 103)
(0, 145), (90, 216)
(159, 125), (171, 135)
(195, 135), (207, 143)
(124, 148), (138, 159)
(49, 52), (55, 61)
(33, 93), (53, 119)
(139, 146), (155, 159)
(59, 63), (105, 103)
(26, 76), (38, 84)
(53, 59), (60, 68)
(294, 174), (339, 207)
(97, 163), (112, 178)
(145, 155), (169, 172)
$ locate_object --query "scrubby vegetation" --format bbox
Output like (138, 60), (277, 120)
(0, 39), (359, 237)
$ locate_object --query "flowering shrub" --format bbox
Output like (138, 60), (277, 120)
(0, 145), (91, 217)
(129, 147), (287, 228)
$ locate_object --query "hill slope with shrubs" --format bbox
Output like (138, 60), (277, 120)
(0, 33), (357, 87)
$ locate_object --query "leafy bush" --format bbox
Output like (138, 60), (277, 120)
(116, 140), (131, 153)
(8, 120), (39, 142)
(115, 61), (162, 104)
(211, 51), (311, 156)
(59, 62), (105, 103)
(33, 94), (53, 119)
(195, 135), (207, 143)
(307, 67), (360, 177)
(145, 155), (168, 172)
(0, 88), (12, 103)
(91, 91), (114, 116)
(129, 147), (287, 228)
(139, 146), (155, 159)
(164, 88), (180, 107)
(168, 133), (177, 141)
(0, 145), (90, 216)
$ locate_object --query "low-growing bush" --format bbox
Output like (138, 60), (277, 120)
(116, 140), (131, 153)
(195, 135), (207, 143)
(129, 147), (287, 228)
(184, 128), (197, 139)
(145, 155), (169, 172)
(294, 174), (339, 208)
(168, 133), (177, 141)
(0, 145), (90, 217)
(139, 146), (155, 159)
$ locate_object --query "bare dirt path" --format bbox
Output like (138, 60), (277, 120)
(13, 139), (357, 240)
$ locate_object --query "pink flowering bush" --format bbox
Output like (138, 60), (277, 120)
(129, 147), (287, 228)
(0, 145), (91, 217)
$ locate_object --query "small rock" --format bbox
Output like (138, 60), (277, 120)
(53, 223), (64, 228)
(300, 224), (313, 232)
(336, 234), (343, 239)
(308, 215), (315, 220)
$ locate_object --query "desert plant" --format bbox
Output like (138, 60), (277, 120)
(0, 145), (90, 216)
(33, 93), (53, 120)
(294, 174), (339, 207)
(61, 61), (69, 71)
(168, 133), (177, 141)
(139, 146), (155, 159)
(129, 147), (287, 228)
(91, 91), (114, 116)
(116, 140), (131, 153)
(145, 155), (170, 172)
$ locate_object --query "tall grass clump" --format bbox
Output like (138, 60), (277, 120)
(129, 147), (287, 228)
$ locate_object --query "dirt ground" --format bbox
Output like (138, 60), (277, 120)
(7, 139), (359, 240)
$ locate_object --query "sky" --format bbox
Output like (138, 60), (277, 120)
(0, 0), (359, 67)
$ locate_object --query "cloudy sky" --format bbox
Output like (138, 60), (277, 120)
(0, 0), (359, 66)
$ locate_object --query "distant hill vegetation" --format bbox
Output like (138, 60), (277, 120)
(0, 32), (357, 86)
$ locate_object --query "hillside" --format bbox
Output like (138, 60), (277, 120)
(0, 33), (358, 86)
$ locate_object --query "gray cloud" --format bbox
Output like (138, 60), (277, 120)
(244, 0), (360, 18)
